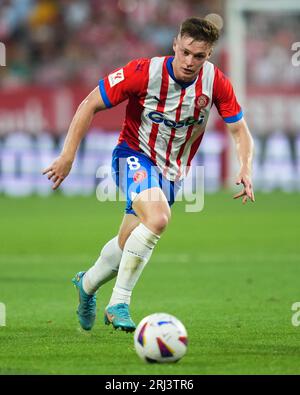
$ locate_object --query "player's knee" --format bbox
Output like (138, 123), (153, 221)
(144, 212), (170, 235)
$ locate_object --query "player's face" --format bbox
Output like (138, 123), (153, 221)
(172, 35), (212, 82)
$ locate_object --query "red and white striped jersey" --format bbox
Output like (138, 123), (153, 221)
(99, 56), (242, 181)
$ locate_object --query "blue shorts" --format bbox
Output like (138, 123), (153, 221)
(112, 142), (181, 215)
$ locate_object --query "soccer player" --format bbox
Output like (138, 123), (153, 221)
(43, 18), (255, 332)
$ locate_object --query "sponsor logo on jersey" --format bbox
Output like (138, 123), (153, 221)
(133, 170), (147, 183)
(108, 69), (125, 87)
(147, 111), (205, 129)
(196, 94), (210, 110)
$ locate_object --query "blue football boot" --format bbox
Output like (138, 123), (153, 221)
(104, 303), (136, 333)
(72, 271), (96, 331)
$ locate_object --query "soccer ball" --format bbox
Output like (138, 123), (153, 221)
(134, 313), (188, 363)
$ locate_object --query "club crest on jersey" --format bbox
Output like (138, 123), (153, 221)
(196, 94), (210, 110)
(108, 69), (124, 87)
(133, 170), (147, 183)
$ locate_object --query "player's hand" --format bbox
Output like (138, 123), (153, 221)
(233, 171), (255, 204)
(42, 155), (73, 190)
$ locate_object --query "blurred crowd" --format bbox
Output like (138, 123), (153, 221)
(0, 1), (299, 89)
(246, 12), (300, 87)
(0, 0), (222, 89)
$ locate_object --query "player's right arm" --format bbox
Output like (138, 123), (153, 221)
(43, 58), (148, 190)
(42, 87), (106, 190)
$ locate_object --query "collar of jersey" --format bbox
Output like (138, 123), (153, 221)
(166, 56), (197, 89)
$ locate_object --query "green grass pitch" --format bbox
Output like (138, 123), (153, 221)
(0, 191), (300, 375)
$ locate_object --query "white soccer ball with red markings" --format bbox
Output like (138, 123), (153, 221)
(134, 313), (188, 363)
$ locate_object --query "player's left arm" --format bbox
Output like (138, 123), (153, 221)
(227, 118), (255, 204)
(213, 67), (255, 204)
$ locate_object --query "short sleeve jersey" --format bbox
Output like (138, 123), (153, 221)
(99, 56), (242, 181)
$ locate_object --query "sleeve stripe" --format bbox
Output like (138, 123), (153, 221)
(223, 110), (243, 123)
(99, 79), (112, 108)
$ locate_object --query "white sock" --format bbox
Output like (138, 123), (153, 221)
(109, 223), (160, 306)
(83, 236), (122, 295)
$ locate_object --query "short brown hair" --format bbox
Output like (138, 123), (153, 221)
(179, 17), (220, 46)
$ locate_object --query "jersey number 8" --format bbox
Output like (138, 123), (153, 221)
(127, 156), (141, 171)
